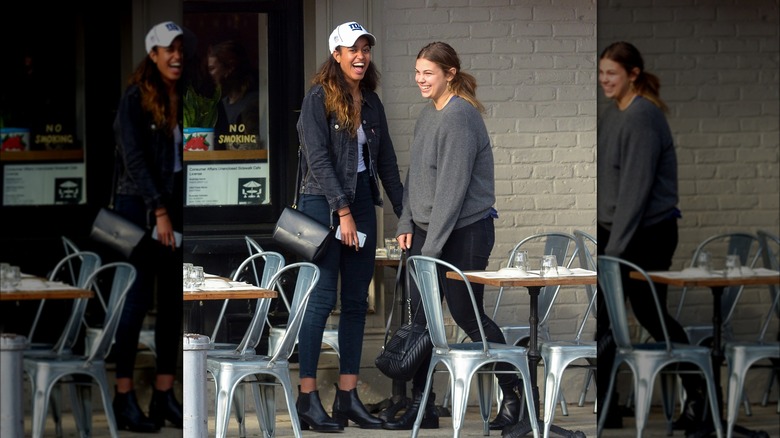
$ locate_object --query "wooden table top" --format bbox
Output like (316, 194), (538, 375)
(0, 284), (93, 301)
(630, 269), (780, 288)
(183, 286), (277, 301)
(447, 270), (597, 288)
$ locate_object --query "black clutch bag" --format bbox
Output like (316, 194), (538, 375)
(89, 207), (146, 259)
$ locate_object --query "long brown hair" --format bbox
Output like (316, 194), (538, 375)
(417, 41), (484, 113)
(128, 53), (180, 133)
(600, 41), (668, 113)
(311, 51), (379, 137)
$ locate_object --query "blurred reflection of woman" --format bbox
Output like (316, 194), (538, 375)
(111, 21), (184, 433)
(596, 41), (708, 434)
(207, 40), (262, 150)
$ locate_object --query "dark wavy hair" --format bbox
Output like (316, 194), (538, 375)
(311, 41), (379, 137)
(128, 42), (183, 134)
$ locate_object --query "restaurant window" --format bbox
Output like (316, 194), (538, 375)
(182, 12), (270, 208)
(1, 16), (86, 206)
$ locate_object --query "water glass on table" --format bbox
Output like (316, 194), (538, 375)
(189, 266), (205, 289)
(183, 263), (194, 289)
(385, 238), (402, 259)
(1, 264), (21, 290)
(725, 254), (742, 278)
(696, 250), (712, 273)
(511, 250), (529, 272)
(540, 255), (558, 277)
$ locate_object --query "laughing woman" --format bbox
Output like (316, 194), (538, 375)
(294, 21), (404, 431)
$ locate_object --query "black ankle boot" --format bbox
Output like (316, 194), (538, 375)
(674, 393), (711, 435)
(382, 389), (439, 430)
(489, 385), (522, 430)
(296, 386), (344, 432)
(113, 389), (159, 433)
(331, 384), (384, 429)
(148, 388), (183, 429)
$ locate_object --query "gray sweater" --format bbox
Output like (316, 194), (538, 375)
(397, 96), (495, 257)
(597, 96), (679, 256)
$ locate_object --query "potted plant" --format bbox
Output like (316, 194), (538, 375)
(183, 85), (220, 151)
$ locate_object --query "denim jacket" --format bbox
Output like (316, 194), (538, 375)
(296, 84), (403, 217)
(113, 84), (180, 215)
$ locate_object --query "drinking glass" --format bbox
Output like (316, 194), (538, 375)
(2, 265), (21, 290)
(725, 254), (742, 278)
(183, 263), (194, 289)
(540, 255), (558, 277)
(385, 238), (401, 259)
(511, 250), (529, 272)
(696, 251), (712, 273)
(190, 266), (205, 289)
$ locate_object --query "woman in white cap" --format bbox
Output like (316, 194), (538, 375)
(111, 20), (184, 432)
(295, 21), (404, 431)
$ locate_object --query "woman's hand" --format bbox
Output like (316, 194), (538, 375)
(397, 233), (413, 251)
(155, 209), (177, 250)
(338, 208), (360, 251)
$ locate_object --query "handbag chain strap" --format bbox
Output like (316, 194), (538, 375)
(108, 145), (121, 209)
(293, 145), (333, 229)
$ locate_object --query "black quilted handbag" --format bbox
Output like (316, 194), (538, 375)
(375, 252), (432, 381)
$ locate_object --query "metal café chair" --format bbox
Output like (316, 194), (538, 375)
(756, 229), (780, 412)
(243, 235), (341, 358)
(476, 231), (577, 417)
(407, 255), (540, 438)
(210, 249), (285, 351)
(572, 230), (599, 411)
(722, 229), (780, 437)
(597, 255), (723, 438)
(206, 262), (320, 438)
(23, 262), (137, 438)
(539, 229), (598, 438)
(668, 232), (762, 423)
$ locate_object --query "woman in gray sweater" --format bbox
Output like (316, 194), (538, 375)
(596, 41), (708, 434)
(386, 41), (520, 431)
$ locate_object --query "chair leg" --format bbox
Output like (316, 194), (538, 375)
(760, 369), (775, 407)
(254, 380), (276, 438)
(477, 371), (494, 436)
(633, 372), (655, 438)
(578, 369), (593, 407)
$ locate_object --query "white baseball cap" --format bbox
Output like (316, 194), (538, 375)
(328, 22), (376, 54)
(145, 21), (183, 54)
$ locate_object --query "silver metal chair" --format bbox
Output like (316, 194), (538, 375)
(668, 232), (761, 423)
(539, 230), (598, 438)
(756, 229), (780, 412)
(675, 232), (761, 347)
(28, 244), (102, 347)
(206, 262), (320, 438)
(597, 255), (723, 438)
(23, 250), (102, 437)
(407, 255), (540, 438)
(210, 249), (286, 351)
(206, 251), (286, 438)
(23, 262), (137, 438)
(480, 232), (577, 417)
(572, 230), (599, 411)
(243, 235), (341, 358)
(722, 229), (780, 438)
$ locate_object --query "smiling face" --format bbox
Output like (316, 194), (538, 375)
(150, 36), (183, 87)
(415, 58), (455, 109)
(598, 57), (638, 109)
(332, 36), (372, 89)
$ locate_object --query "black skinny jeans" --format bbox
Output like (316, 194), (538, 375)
(408, 217), (520, 393)
(596, 218), (704, 411)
